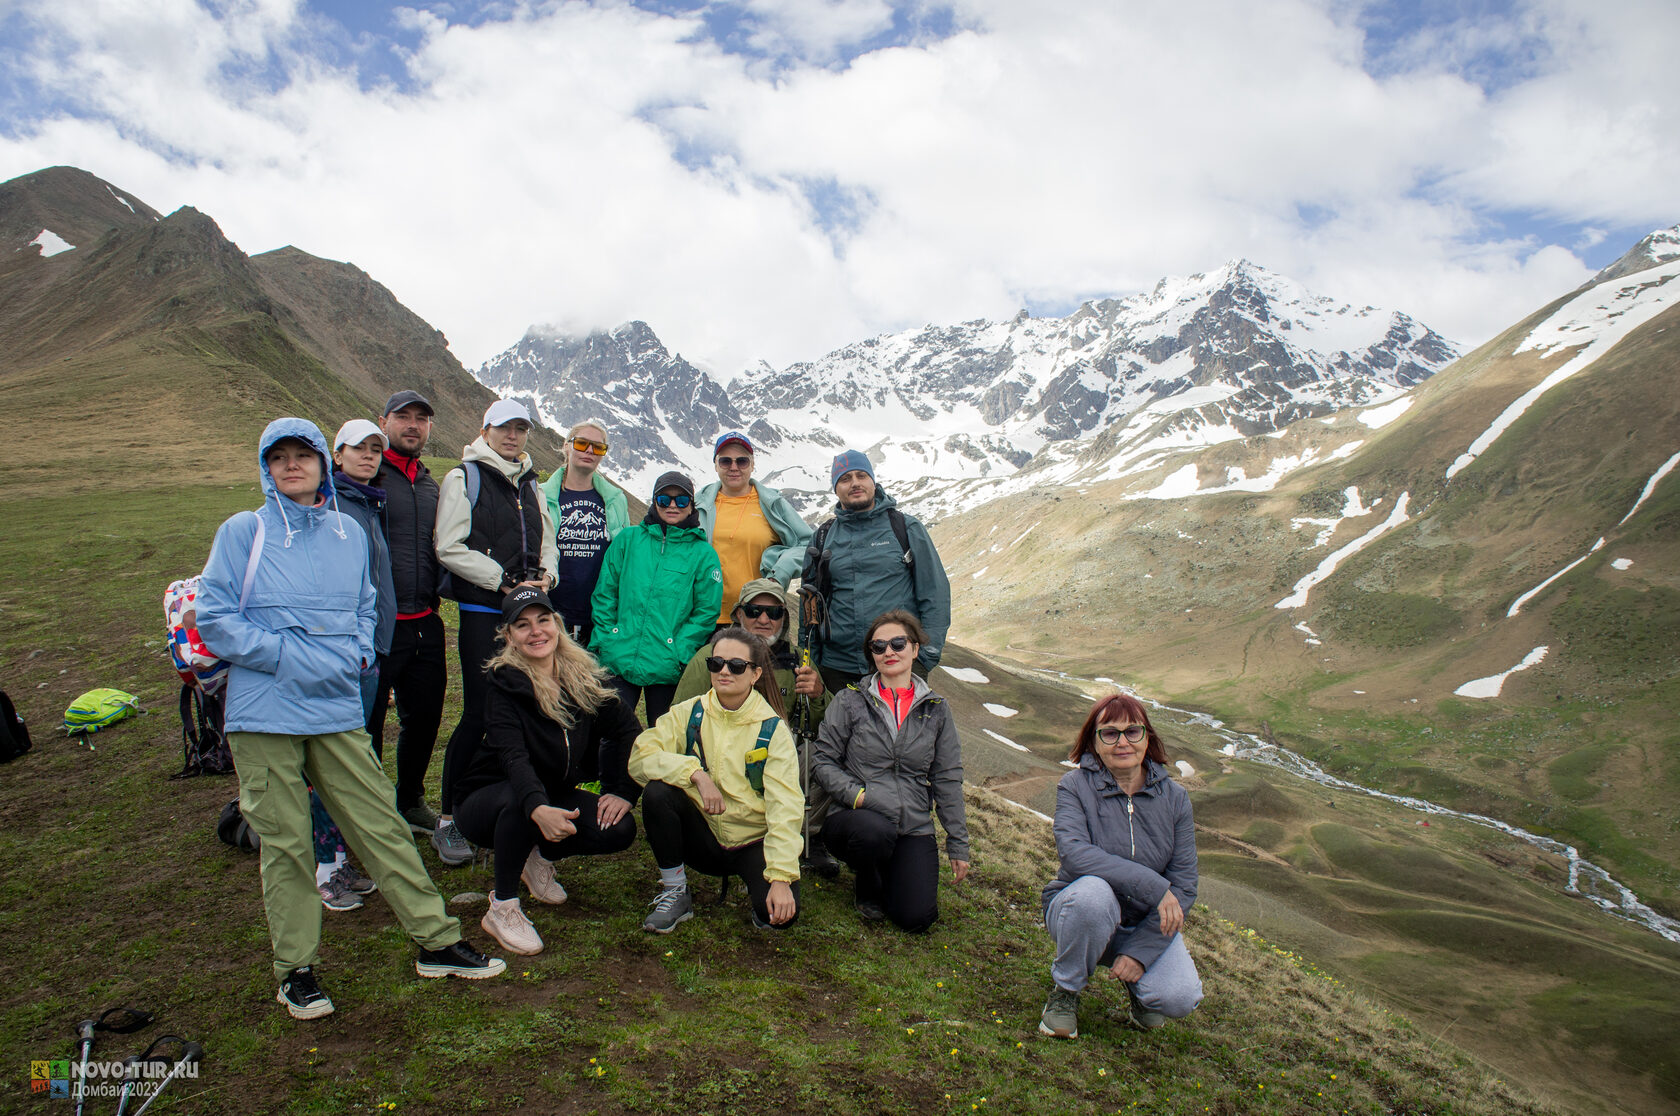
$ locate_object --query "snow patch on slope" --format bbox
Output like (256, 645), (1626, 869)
(28, 229), (74, 256)
(1448, 262), (1680, 479)
(1455, 646), (1549, 698)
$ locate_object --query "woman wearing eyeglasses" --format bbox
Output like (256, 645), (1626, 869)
(1037, 694), (1202, 1040)
(696, 431), (813, 622)
(590, 472), (723, 727)
(629, 628), (803, 933)
(811, 609), (970, 932)
(540, 419), (628, 649)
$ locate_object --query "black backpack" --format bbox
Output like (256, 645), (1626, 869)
(217, 798), (261, 851)
(174, 685), (235, 778)
(1, 688), (32, 764)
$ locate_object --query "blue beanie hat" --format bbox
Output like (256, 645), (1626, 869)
(830, 449), (875, 490)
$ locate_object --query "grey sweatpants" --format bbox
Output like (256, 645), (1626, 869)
(1045, 874), (1203, 1018)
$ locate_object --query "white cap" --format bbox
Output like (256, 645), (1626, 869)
(482, 399), (533, 429)
(334, 418), (388, 452)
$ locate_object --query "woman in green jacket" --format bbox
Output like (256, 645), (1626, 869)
(590, 472), (723, 726)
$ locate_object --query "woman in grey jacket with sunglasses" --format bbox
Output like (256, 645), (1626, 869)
(811, 609), (969, 932)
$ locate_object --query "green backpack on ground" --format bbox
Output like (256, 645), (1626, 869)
(64, 689), (142, 736)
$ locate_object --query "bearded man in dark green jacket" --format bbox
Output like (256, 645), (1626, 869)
(802, 450), (951, 692)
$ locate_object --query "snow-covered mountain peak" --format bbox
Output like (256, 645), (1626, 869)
(477, 259), (1461, 515)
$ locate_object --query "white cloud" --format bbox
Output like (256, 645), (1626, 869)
(0, 0), (1672, 376)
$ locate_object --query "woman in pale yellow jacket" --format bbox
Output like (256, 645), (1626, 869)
(630, 627), (803, 934)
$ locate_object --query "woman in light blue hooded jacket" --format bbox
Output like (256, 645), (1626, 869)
(197, 417), (506, 1021)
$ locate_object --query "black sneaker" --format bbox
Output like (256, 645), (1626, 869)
(277, 965), (335, 1020)
(801, 839), (841, 880)
(855, 898), (886, 922)
(416, 939), (507, 980)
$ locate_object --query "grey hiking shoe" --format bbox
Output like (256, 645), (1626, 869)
(318, 873), (364, 912)
(642, 884), (693, 934)
(1039, 985), (1080, 1038)
(1120, 985), (1167, 1032)
(431, 819), (473, 866)
(401, 802), (440, 836)
(332, 862), (378, 896)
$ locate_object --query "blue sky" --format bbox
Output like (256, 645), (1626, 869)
(1, 0), (1672, 370)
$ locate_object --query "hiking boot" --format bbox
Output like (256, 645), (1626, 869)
(521, 848), (568, 905)
(318, 873), (364, 912)
(801, 839), (841, 880)
(415, 939), (507, 979)
(277, 966), (334, 1020)
(1120, 985), (1167, 1032)
(642, 883), (694, 934)
(481, 894), (543, 956)
(332, 862), (378, 896)
(401, 802), (440, 836)
(1039, 985), (1080, 1038)
(431, 819), (473, 866)
(855, 898), (886, 922)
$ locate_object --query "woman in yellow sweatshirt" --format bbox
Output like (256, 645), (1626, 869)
(630, 628), (804, 933)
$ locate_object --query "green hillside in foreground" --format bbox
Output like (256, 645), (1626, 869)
(2, 467), (1674, 1115)
(0, 477), (1545, 1116)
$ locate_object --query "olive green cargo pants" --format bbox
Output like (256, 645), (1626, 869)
(229, 729), (460, 980)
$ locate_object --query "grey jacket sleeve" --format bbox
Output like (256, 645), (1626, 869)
(1164, 786), (1198, 914)
(931, 703), (969, 861)
(812, 691), (865, 808)
(906, 517), (951, 670)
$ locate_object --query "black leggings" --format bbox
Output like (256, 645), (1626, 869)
(822, 806), (939, 932)
(369, 612), (447, 811)
(640, 780), (798, 928)
(609, 676), (676, 729)
(440, 608), (501, 813)
(454, 782), (636, 900)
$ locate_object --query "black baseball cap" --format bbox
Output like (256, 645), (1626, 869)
(383, 390), (434, 417)
(500, 584), (558, 625)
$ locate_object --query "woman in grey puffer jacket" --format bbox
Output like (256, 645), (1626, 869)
(1037, 693), (1202, 1039)
(812, 610), (969, 932)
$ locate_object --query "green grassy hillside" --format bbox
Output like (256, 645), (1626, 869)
(0, 476), (1558, 1116)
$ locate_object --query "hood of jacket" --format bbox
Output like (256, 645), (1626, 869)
(463, 435), (535, 481)
(259, 417), (350, 548)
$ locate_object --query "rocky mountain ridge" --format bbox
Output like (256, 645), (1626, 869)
(480, 260), (1459, 512)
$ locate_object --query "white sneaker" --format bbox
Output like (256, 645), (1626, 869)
(521, 848), (568, 905)
(481, 894), (543, 956)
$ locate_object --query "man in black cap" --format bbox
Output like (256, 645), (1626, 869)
(374, 390), (450, 845)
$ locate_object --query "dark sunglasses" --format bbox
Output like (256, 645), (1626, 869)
(705, 656), (753, 675)
(654, 492), (693, 508)
(716, 455), (752, 468)
(1097, 725), (1147, 745)
(868, 636), (911, 654)
(571, 437), (608, 455)
(740, 604), (785, 620)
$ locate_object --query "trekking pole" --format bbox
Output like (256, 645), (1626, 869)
(113, 1053), (147, 1116)
(71, 1017), (95, 1116)
(72, 1005), (152, 1116)
(129, 1040), (202, 1116)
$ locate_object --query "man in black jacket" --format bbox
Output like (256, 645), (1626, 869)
(374, 390), (450, 843)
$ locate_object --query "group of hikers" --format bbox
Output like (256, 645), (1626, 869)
(195, 390), (1203, 1038)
